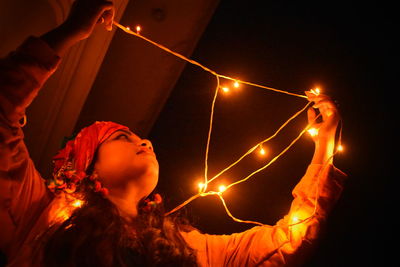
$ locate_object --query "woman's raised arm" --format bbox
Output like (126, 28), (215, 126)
(181, 92), (347, 266)
(0, 0), (115, 255)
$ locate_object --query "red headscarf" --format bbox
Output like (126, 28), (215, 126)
(48, 121), (129, 194)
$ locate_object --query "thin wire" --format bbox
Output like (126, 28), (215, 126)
(165, 191), (219, 216)
(218, 193), (266, 226)
(225, 116), (319, 191)
(203, 76), (220, 192)
(218, 75), (307, 99)
(166, 113), (321, 216)
(286, 152), (334, 228)
(286, 118), (344, 228)
(113, 21), (307, 99)
(164, 193), (201, 216)
(113, 21), (343, 228)
(207, 101), (313, 185)
(113, 21), (218, 76)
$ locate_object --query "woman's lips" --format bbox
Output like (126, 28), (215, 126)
(136, 149), (155, 156)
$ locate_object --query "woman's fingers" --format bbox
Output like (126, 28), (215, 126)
(98, 1), (115, 31)
(305, 90), (340, 138)
(306, 91), (332, 104)
(306, 91), (337, 117)
(63, 0), (115, 40)
(313, 100), (336, 116)
(307, 107), (318, 125)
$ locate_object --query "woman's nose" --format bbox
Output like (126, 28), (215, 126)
(140, 139), (153, 150)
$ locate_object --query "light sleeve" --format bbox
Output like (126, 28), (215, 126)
(181, 164), (347, 267)
(0, 36), (60, 255)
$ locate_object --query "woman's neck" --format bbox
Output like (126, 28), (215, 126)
(106, 185), (143, 219)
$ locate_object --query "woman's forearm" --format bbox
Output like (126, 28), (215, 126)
(40, 24), (80, 57)
(311, 137), (335, 165)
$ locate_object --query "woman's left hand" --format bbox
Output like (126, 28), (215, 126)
(306, 91), (340, 144)
(305, 91), (340, 164)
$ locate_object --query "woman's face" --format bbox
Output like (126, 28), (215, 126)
(93, 129), (159, 196)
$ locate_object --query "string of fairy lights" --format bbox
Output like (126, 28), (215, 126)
(109, 22), (344, 227)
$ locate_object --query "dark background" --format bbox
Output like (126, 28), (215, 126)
(149, 1), (395, 266)
(0, 1), (395, 266)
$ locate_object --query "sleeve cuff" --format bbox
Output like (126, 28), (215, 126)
(16, 36), (61, 71)
(293, 163), (347, 199)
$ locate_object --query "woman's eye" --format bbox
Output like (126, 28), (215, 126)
(116, 134), (129, 140)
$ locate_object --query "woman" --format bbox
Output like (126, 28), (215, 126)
(0, 0), (346, 266)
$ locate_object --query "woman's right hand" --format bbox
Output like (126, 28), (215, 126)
(61, 0), (115, 41)
(41, 0), (115, 56)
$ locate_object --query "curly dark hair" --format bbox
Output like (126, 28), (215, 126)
(39, 181), (198, 267)
(37, 136), (198, 267)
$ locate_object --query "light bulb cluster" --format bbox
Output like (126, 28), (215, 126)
(310, 87), (320, 95)
(125, 25), (141, 34)
(220, 80), (240, 94)
(111, 22), (345, 227)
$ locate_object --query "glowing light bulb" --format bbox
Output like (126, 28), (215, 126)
(136, 25), (141, 33)
(222, 87), (230, 93)
(307, 128), (318, 137)
(126, 26), (131, 31)
(292, 216), (300, 224)
(233, 81), (240, 88)
(311, 88), (321, 95)
(72, 199), (83, 208)
(218, 185), (227, 193)
(337, 144), (344, 152)
(198, 182), (205, 191)
(259, 145), (266, 156)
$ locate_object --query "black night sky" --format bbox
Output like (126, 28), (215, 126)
(149, 1), (395, 266)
